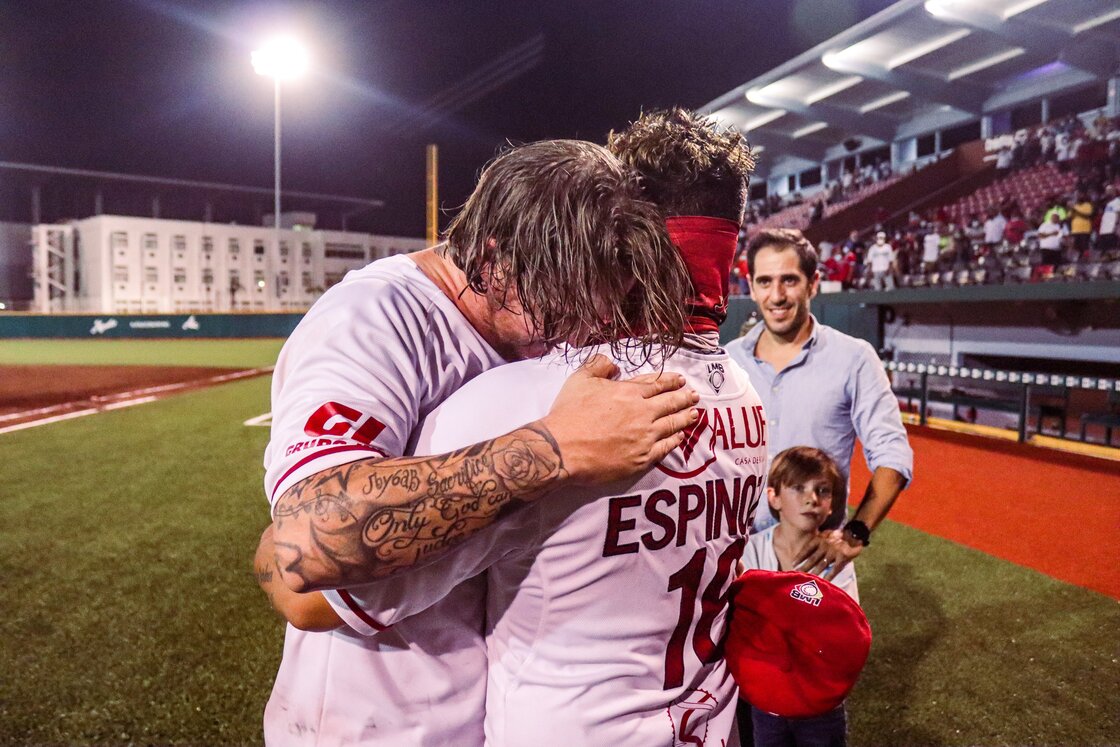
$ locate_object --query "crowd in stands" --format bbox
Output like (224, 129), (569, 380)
(731, 112), (1120, 294)
(742, 158), (900, 235)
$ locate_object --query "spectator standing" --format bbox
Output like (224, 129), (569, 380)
(965, 214), (985, 247)
(726, 228), (913, 571)
(922, 225), (942, 272)
(1043, 196), (1068, 225)
(996, 146), (1013, 176)
(810, 197), (825, 225)
(1098, 185), (1120, 253)
(1070, 191), (1094, 257)
(1056, 131), (1074, 170)
(1038, 211), (1066, 266)
(1040, 127), (1056, 162)
(865, 231), (895, 290)
(824, 245), (856, 288)
(983, 207), (1007, 251)
(1004, 211), (1028, 246)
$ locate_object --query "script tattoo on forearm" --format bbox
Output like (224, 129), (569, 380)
(272, 423), (565, 591)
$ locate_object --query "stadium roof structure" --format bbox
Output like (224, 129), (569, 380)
(703, 0), (1120, 175)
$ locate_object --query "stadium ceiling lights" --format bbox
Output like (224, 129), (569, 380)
(859, 90), (910, 113)
(821, 27), (970, 75)
(742, 107), (788, 131)
(999, 0), (1050, 20)
(1074, 6), (1120, 33)
(947, 47), (1025, 80)
(804, 75), (864, 105)
(792, 122), (828, 139)
(886, 28), (971, 69)
(926, 0), (1050, 22)
(748, 75), (863, 107)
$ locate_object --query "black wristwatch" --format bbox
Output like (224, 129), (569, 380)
(843, 519), (871, 547)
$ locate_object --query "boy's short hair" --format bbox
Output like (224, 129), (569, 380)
(767, 446), (845, 520)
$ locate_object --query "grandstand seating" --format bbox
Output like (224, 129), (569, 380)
(747, 174), (903, 232)
(942, 163), (1077, 223)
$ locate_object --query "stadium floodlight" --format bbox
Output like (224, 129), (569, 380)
(252, 37), (309, 80)
(253, 37), (309, 268)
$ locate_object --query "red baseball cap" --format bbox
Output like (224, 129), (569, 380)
(725, 569), (872, 718)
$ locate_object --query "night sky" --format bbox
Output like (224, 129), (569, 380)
(2, 0), (896, 236)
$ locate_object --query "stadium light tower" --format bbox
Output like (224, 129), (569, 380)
(252, 37), (309, 263)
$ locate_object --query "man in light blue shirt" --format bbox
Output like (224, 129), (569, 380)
(726, 228), (913, 579)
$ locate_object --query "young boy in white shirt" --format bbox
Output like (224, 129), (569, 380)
(741, 446), (859, 746)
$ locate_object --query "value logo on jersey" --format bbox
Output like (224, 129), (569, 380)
(791, 580), (823, 607)
(658, 405), (766, 480)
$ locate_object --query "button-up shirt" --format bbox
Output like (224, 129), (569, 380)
(725, 317), (913, 528)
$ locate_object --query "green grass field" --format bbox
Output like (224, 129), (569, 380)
(0, 339), (285, 368)
(1, 340), (1117, 745)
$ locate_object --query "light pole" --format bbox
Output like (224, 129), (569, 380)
(251, 37), (308, 285)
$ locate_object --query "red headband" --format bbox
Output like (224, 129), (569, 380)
(665, 216), (740, 334)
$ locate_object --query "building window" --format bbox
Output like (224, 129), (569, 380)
(279, 241), (290, 257)
(173, 269), (187, 284)
(324, 243), (365, 260)
(143, 233), (157, 250)
(254, 239), (266, 257)
(229, 238), (240, 254)
(113, 266), (129, 283)
(110, 232), (128, 250)
(173, 235), (186, 252)
(302, 242), (313, 263)
(144, 267), (159, 283)
(202, 236), (213, 253)
(254, 269), (266, 291)
(301, 271), (312, 291)
(202, 268), (214, 285)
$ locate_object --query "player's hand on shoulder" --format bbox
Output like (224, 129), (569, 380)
(539, 353), (699, 485)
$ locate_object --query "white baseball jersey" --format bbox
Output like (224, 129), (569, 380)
(263, 254), (504, 747)
(327, 345), (769, 747)
(741, 524), (860, 604)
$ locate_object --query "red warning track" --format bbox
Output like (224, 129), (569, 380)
(0, 364), (271, 433)
(850, 425), (1120, 599)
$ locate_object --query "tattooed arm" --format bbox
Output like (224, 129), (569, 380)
(272, 355), (699, 592)
(274, 424), (562, 591)
(255, 524), (342, 631)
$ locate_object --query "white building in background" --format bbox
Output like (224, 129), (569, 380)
(32, 214), (426, 313)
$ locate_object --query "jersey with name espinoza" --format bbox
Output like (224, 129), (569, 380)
(326, 345), (768, 747)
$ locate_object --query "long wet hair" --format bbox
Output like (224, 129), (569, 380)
(444, 139), (689, 360)
(607, 108), (755, 222)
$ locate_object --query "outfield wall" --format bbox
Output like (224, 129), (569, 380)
(0, 312), (302, 338)
(4, 281), (1118, 373)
